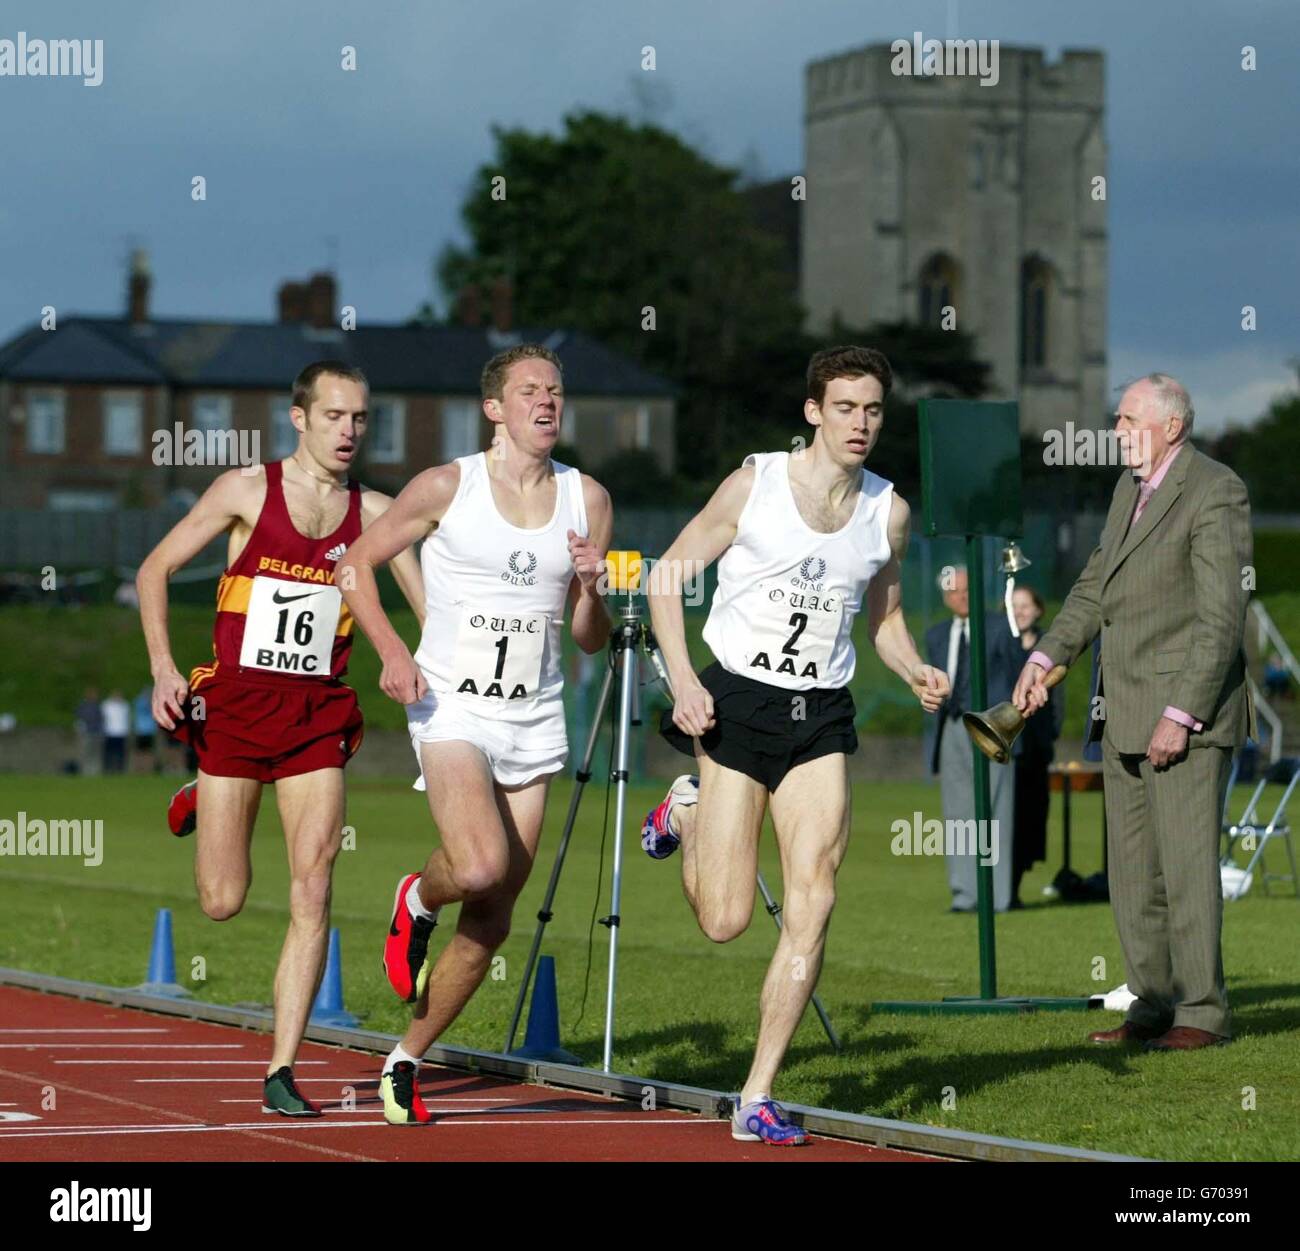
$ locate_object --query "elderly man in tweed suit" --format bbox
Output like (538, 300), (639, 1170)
(1013, 374), (1253, 1052)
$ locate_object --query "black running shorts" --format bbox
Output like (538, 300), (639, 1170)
(660, 661), (857, 792)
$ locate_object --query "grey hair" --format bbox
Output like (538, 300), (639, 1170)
(1142, 373), (1194, 438)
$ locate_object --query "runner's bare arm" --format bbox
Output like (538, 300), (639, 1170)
(360, 489), (427, 630)
(135, 468), (262, 729)
(339, 463), (460, 704)
(646, 465), (753, 736)
(566, 476), (613, 654)
(866, 494), (948, 713)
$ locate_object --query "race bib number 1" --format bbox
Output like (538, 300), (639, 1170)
(744, 583), (843, 682)
(239, 577), (341, 676)
(453, 610), (548, 700)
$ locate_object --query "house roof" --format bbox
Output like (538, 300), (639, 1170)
(0, 316), (677, 398)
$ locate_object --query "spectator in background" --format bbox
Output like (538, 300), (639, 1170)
(133, 684), (160, 773)
(1010, 586), (1063, 908)
(923, 566), (1023, 913)
(74, 687), (103, 776)
(1263, 652), (1291, 701)
(101, 689), (130, 774)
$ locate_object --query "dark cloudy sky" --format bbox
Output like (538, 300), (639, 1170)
(1, 0), (1296, 433)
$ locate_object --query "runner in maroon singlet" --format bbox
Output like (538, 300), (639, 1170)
(136, 361), (424, 1115)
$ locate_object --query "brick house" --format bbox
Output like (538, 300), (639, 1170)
(0, 264), (676, 510)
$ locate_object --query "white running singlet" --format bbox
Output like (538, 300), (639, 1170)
(702, 451), (894, 691)
(413, 453), (587, 731)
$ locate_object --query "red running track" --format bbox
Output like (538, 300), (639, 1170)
(0, 987), (939, 1162)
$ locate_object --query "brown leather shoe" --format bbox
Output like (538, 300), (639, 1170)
(1143, 1026), (1229, 1052)
(1088, 1021), (1165, 1045)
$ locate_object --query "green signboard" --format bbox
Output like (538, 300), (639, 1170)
(919, 399), (1023, 539)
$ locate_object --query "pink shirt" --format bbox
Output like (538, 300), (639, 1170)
(1031, 445), (1202, 733)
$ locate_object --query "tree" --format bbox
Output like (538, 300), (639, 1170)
(438, 111), (805, 484)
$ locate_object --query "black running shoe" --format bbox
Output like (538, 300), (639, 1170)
(262, 1066), (322, 1117)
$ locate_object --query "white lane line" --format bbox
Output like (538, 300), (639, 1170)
(0, 1118), (720, 1140)
(0, 1029), (170, 1034)
(0, 1044), (243, 1050)
(215, 1099), (585, 1110)
(55, 1060), (329, 1065)
(136, 1077), (370, 1084)
(133, 1080), (518, 1094)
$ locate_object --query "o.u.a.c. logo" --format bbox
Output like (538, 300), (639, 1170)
(792, 556), (826, 591)
(502, 550), (538, 586)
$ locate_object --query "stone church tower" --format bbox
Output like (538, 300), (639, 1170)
(800, 43), (1107, 436)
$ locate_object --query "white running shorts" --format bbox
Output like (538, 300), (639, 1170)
(406, 687), (568, 788)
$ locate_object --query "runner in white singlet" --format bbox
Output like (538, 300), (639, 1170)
(644, 347), (950, 1145)
(338, 344), (612, 1125)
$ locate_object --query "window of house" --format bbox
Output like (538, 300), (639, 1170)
(368, 397), (405, 464)
(26, 390), (66, 454)
(49, 489), (115, 511)
(193, 394), (232, 434)
(441, 399), (480, 460)
(270, 397), (297, 459)
(103, 391), (143, 455)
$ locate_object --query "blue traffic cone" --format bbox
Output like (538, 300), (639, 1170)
(310, 928), (359, 1028)
(510, 955), (582, 1064)
(137, 908), (191, 998)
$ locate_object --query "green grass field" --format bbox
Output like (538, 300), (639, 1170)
(1, 772), (1296, 1161)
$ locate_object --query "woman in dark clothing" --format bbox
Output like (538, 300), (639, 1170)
(1010, 587), (1063, 907)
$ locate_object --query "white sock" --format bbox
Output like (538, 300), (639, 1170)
(383, 1045), (421, 1076)
(405, 878), (438, 922)
(667, 778), (698, 836)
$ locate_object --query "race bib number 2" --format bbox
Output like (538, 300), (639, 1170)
(239, 577), (341, 676)
(453, 610), (548, 700)
(744, 584), (843, 682)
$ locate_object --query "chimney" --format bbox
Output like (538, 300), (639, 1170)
(456, 282), (483, 328)
(128, 249), (151, 324)
(490, 277), (513, 333)
(306, 272), (336, 329)
(277, 281), (307, 324)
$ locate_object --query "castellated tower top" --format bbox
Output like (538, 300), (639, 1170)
(805, 43), (1104, 118)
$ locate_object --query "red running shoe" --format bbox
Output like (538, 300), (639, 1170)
(383, 874), (438, 1003)
(167, 780), (198, 837)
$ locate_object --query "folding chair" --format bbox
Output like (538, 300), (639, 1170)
(1221, 755), (1300, 898)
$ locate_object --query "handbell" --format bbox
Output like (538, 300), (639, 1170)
(1000, 542), (1031, 574)
(963, 664), (1067, 764)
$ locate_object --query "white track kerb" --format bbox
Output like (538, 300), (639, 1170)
(0, 966), (1147, 1163)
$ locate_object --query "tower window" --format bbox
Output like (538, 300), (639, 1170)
(1020, 256), (1051, 370)
(918, 253), (960, 328)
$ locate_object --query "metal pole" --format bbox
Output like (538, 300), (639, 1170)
(966, 533), (998, 1000)
(601, 617), (638, 1071)
(504, 659), (616, 1053)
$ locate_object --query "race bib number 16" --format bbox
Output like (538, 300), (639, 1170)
(239, 577), (341, 676)
(453, 610), (548, 700)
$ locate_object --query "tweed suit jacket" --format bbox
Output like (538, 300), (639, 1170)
(1035, 446), (1254, 755)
